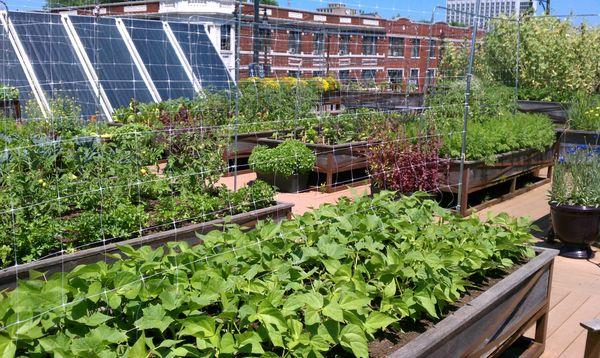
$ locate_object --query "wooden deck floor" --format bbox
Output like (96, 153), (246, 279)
(221, 173), (599, 357)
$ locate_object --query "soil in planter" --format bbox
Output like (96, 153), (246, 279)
(437, 173), (547, 211)
(367, 261), (527, 358)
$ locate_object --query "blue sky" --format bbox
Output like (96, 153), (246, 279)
(6, 0), (600, 24)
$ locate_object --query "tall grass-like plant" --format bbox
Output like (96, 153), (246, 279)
(550, 146), (600, 207)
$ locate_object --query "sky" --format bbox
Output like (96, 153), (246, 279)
(5, 0), (600, 24)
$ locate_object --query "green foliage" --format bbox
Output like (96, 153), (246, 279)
(0, 193), (535, 357)
(249, 140), (316, 177)
(440, 112), (555, 164)
(425, 79), (554, 163)
(550, 148), (600, 207)
(0, 84), (19, 101)
(483, 16), (600, 102)
(568, 93), (600, 131)
(0, 99), (276, 269)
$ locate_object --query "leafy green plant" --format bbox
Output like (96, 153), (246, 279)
(568, 93), (600, 131)
(440, 112), (555, 164)
(0, 84), (19, 101)
(550, 146), (600, 207)
(0, 193), (535, 357)
(249, 140), (316, 177)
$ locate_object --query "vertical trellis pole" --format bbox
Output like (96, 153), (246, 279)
(233, 0), (242, 191)
(514, 15), (522, 114)
(456, 0), (481, 215)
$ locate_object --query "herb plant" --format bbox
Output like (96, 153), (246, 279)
(0, 193), (535, 357)
(550, 146), (600, 207)
(249, 140), (316, 177)
(0, 84), (19, 102)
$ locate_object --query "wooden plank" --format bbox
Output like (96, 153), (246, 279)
(545, 291), (590, 338)
(557, 330), (588, 358)
(524, 286), (571, 339)
(544, 295), (600, 357)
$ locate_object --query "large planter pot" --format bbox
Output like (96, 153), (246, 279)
(390, 248), (559, 357)
(550, 203), (600, 259)
(0, 202), (293, 290)
(517, 100), (569, 125)
(256, 171), (308, 193)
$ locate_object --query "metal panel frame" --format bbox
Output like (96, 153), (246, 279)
(0, 11), (50, 118)
(115, 18), (161, 103)
(163, 21), (202, 94)
(62, 15), (113, 121)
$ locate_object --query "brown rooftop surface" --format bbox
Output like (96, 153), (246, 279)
(220, 173), (600, 357)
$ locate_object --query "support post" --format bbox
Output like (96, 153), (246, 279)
(233, 0), (242, 191)
(456, 0), (481, 216)
(253, 0), (260, 65)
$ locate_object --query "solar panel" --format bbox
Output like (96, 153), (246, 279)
(121, 18), (196, 101)
(168, 22), (234, 92)
(0, 22), (33, 115)
(8, 11), (98, 118)
(69, 16), (154, 110)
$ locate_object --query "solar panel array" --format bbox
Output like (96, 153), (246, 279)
(0, 11), (234, 120)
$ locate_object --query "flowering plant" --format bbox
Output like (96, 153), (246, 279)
(550, 145), (600, 207)
(569, 93), (600, 131)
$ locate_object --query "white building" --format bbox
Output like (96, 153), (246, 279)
(446, 0), (537, 28)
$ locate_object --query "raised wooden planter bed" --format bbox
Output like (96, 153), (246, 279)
(517, 100), (569, 125)
(390, 248), (558, 357)
(257, 138), (370, 192)
(0, 202), (293, 290)
(440, 146), (556, 216)
(223, 130), (279, 175)
(556, 128), (600, 155)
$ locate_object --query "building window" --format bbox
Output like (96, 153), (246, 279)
(411, 38), (421, 58)
(362, 69), (377, 84)
(362, 36), (377, 56)
(339, 35), (350, 55)
(409, 68), (419, 90)
(288, 70), (300, 78)
(425, 69), (435, 88)
(259, 28), (272, 53)
(388, 69), (403, 91)
(428, 39), (436, 58)
(220, 25), (231, 51)
(313, 71), (325, 77)
(314, 33), (325, 55)
(288, 31), (301, 54)
(389, 37), (404, 57)
(338, 70), (350, 83)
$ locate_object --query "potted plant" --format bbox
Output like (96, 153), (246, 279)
(549, 146), (600, 259)
(557, 94), (600, 155)
(249, 139), (316, 193)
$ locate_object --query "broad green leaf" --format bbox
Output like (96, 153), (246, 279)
(127, 333), (147, 358)
(339, 324), (369, 358)
(134, 305), (174, 332)
(322, 301), (344, 322)
(364, 312), (397, 334)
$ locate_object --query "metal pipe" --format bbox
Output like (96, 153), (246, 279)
(514, 16), (521, 114)
(253, 0), (260, 65)
(456, 0), (481, 215)
(233, 0), (242, 191)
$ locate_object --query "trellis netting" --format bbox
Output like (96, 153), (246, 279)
(0, 0), (598, 355)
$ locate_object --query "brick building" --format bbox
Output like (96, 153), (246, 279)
(51, 1), (475, 92)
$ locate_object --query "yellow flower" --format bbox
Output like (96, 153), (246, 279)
(140, 168), (148, 176)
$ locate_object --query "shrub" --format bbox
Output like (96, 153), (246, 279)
(368, 123), (447, 194)
(568, 93), (600, 131)
(0, 193), (535, 357)
(0, 84), (19, 101)
(550, 146), (600, 207)
(249, 140), (316, 177)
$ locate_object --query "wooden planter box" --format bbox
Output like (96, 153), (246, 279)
(390, 248), (559, 358)
(257, 138), (370, 192)
(441, 147), (556, 216)
(556, 128), (600, 155)
(0, 202), (293, 290)
(517, 100), (569, 125)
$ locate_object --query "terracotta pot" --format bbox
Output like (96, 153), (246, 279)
(550, 203), (600, 259)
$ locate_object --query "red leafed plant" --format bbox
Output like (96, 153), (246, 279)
(367, 122), (448, 195)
